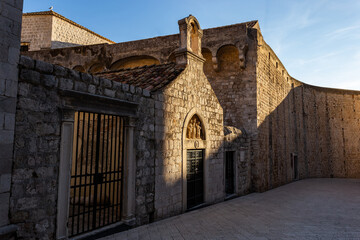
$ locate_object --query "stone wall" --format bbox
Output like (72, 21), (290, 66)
(11, 56), (155, 239)
(224, 126), (251, 195)
(153, 57), (225, 219)
(0, 0), (23, 238)
(254, 32), (360, 192)
(22, 21), (257, 76)
(51, 14), (113, 49)
(21, 15), (52, 51)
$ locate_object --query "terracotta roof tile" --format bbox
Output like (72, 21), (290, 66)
(96, 63), (185, 92)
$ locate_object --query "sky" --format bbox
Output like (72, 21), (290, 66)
(23, 0), (360, 90)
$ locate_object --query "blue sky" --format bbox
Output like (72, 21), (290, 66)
(23, 0), (360, 90)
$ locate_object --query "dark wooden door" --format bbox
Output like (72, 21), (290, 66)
(225, 151), (235, 195)
(187, 150), (204, 209)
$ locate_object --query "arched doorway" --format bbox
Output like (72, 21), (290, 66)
(182, 111), (208, 210)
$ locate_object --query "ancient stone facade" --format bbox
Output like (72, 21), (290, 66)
(6, 15), (240, 239)
(21, 11), (114, 51)
(1, 5), (360, 240)
(254, 33), (360, 191)
(25, 16), (360, 194)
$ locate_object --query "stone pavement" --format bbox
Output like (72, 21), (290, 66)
(100, 179), (360, 240)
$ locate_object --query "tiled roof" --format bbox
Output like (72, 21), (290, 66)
(23, 11), (115, 43)
(96, 63), (185, 92)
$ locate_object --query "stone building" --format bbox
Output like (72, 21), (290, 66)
(21, 11), (114, 51)
(0, 6), (359, 240)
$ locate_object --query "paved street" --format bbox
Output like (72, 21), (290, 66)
(100, 179), (360, 240)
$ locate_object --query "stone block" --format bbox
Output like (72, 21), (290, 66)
(58, 78), (73, 90)
(122, 83), (129, 92)
(35, 60), (53, 74)
(0, 43), (9, 63)
(0, 174), (11, 193)
(0, 112), (3, 129)
(19, 56), (34, 69)
(0, 2), (22, 21)
(0, 77), (4, 95)
(7, 46), (19, 65)
(0, 16), (12, 35)
(104, 88), (115, 98)
(0, 96), (16, 114)
(100, 77), (112, 88)
(112, 81), (122, 90)
(91, 76), (100, 85)
(81, 72), (93, 83)
(130, 85), (135, 93)
(5, 79), (17, 97)
(4, 113), (14, 130)
(88, 84), (96, 94)
(40, 74), (58, 88)
(0, 129), (14, 144)
(15, 197), (39, 210)
(0, 62), (17, 81)
(17, 82), (30, 97)
(68, 69), (81, 81)
(0, 193), (10, 226)
(53, 65), (67, 77)
(19, 68), (40, 85)
(143, 89), (150, 97)
(0, 157), (12, 175)
(74, 81), (87, 92)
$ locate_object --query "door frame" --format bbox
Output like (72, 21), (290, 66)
(57, 109), (136, 240)
(181, 108), (209, 211)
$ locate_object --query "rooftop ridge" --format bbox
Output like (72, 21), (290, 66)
(23, 10), (115, 44)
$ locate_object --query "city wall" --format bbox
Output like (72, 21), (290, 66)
(254, 30), (360, 191)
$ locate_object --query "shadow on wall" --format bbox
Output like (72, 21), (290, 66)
(252, 84), (360, 192)
(51, 41), (81, 49)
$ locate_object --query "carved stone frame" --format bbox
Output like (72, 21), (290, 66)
(56, 91), (138, 239)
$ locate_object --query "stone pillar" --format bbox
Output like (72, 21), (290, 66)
(0, 0), (23, 238)
(56, 110), (75, 240)
(122, 117), (136, 225)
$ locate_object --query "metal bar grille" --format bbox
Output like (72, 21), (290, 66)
(187, 150), (204, 209)
(68, 111), (125, 237)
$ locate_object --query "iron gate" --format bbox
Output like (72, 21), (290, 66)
(187, 149), (204, 209)
(68, 111), (125, 237)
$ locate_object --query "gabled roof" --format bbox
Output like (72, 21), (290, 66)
(96, 63), (185, 92)
(23, 11), (115, 43)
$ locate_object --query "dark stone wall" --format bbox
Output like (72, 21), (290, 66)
(254, 37), (360, 192)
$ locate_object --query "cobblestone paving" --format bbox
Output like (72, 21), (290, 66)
(101, 179), (360, 240)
